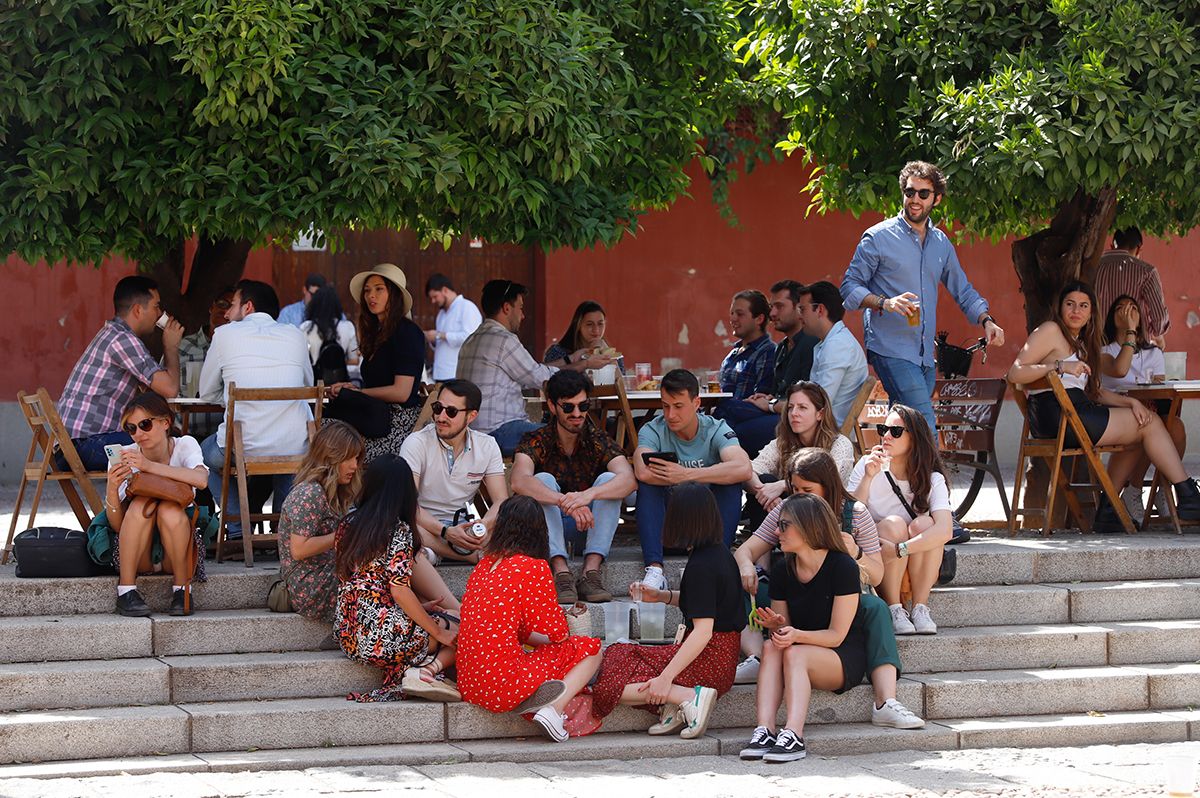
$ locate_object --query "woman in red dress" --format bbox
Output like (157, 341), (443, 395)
(456, 495), (602, 742)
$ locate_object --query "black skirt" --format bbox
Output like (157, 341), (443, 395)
(1028, 388), (1110, 447)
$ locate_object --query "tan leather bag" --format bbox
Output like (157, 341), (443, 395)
(126, 472), (193, 509)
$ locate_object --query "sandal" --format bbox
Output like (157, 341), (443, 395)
(401, 663), (461, 702)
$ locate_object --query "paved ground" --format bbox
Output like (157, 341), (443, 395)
(2, 742), (1197, 797)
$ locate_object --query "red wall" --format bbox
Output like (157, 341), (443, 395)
(541, 156), (1200, 381)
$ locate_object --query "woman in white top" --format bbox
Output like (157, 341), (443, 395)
(301, 286), (359, 382)
(847, 404), (952, 636)
(104, 392), (209, 618)
(1007, 281), (1200, 532)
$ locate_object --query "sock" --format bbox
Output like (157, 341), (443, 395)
(117, 585), (136, 597)
(173, 585), (184, 592)
(889, 603), (902, 611)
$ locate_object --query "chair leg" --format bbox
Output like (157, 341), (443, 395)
(1009, 446), (1028, 537)
(58, 481), (93, 531)
(1088, 454), (1136, 534)
(232, 426), (254, 567)
(2, 473), (31, 564)
(986, 458), (1011, 522)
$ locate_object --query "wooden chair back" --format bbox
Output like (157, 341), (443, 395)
(840, 376), (877, 453)
(589, 378), (639, 457)
(411, 383), (441, 433)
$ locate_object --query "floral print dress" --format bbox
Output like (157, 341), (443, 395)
(334, 519), (429, 702)
(277, 481), (339, 622)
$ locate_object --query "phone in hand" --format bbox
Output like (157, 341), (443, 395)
(641, 451), (680, 466)
(103, 444), (124, 468)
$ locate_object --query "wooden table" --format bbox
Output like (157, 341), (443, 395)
(1124, 381), (1200, 532)
(620, 390), (732, 411)
(168, 397), (224, 435)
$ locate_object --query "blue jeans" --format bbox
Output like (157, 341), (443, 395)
(58, 430), (133, 472)
(635, 481), (742, 566)
(868, 351), (938, 435)
(534, 471), (623, 562)
(201, 432), (295, 538)
(714, 399), (777, 459)
(489, 419), (545, 457)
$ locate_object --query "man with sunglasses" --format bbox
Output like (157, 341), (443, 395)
(400, 379), (508, 564)
(841, 160), (1005, 435)
(511, 370), (636, 604)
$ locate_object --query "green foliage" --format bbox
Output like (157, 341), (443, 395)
(0, 0), (738, 265)
(745, 0), (1200, 238)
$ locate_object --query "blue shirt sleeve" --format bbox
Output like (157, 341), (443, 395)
(842, 230), (882, 311)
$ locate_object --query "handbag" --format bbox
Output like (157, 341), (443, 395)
(267, 579), (293, 613)
(127, 471), (193, 510)
(883, 472), (957, 586)
(13, 527), (110, 578)
(325, 388), (392, 438)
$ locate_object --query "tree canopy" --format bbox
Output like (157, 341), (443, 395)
(0, 0), (738, 268)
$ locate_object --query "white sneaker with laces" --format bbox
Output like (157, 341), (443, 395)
(911, 603), (937, 635)
(871, 697), (926, 729)
(648, 703), (685, 735)
(1121, 486), (1146, 524)
(642, 566), (669, 592)
(734, 655), (761, 684)
(531, 705), (568, 742)
(890, 603), (916, 635)
(679, 686), (717, 739)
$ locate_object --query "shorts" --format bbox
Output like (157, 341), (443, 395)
(1028, 388), (1109, 448)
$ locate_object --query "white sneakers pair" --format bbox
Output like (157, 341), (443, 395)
(647, 686), (717, 739)
(734, 655), (761, 684)
(890, 603), (936, 635)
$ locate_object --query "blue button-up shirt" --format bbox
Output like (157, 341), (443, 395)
(841, 213), (989, 368)
(719, 334), (775, 400)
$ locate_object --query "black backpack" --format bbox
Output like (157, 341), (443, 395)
(313, 337), (349, 386)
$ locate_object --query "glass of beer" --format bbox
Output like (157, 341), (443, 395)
(907, 300), (921, 328)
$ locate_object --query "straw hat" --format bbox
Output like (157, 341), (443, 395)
(349, 263), (413, 317)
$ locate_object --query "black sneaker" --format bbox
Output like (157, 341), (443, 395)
(169, 588), (193, 616)
(738, 725), (776, 760)
(762, 728), (806, 763)
(948, 514), (971, 544)
(115, 590), (152, 617)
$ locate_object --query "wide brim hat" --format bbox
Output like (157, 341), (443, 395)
(349, 263), (413, 317)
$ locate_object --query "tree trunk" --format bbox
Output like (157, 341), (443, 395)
(149, 237), (253, 334)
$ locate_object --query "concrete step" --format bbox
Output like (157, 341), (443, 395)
(163, 650), (380, 704)
(0, 704), (190, 765)
(0, 614), (151, 663)
(0, 658), (169, 712)
(895, 623), (1111, 673)
(926, 583), (1069, 628)
(1060, 579), (1200, 623)
(938, 709), (1199, 749)
(152, 609), (334, 656)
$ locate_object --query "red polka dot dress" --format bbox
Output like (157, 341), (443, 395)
(456, 554), (601, 713)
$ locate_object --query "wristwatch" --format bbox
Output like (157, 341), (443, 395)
(768, 397), (779, 411)
(897, 541), (910, 559)
(981, 314), (997, 327)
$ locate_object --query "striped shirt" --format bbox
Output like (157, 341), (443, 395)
(753, 498), (880, 555)
(57, 317), (163, 438)
(1095, 250), (1170, 338)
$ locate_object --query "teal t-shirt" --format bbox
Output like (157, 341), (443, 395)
(637, 414), (740, 469)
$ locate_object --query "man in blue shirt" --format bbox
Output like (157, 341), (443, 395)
(841, 161), (1005, 433)
(798, 280), (867, 428)
(277, 273), (326, 328)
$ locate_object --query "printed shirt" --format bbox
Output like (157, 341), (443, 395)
(719, 334), (776, 400)
(432, 294), (484, 381)
(515, 419), (624, 494)
(400, 424), (505, 521)
(841, 213), (989, 367)
(457, 319), (557, 433)
(637, 414), (739, 469)
(1095, 251), (1170, 339)
(810, 320), (868, 427)
(57, 317), (164, 438)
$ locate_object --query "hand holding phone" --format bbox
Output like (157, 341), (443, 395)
(103, 444), (124, 468)
(641, 451), (679, 466)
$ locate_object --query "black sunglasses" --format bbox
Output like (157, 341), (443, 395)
(903, 187), (935, 200)
(431, 402), (467, 419)
(123, 418), (158, 435)
(876, 424), (906, 439)
(556, 400), (591, 414)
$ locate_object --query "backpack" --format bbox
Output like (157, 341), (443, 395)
(313, 337), (349, 385)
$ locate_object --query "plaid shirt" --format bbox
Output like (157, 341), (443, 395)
(457, 319), (557, 433)
(57, 317), (163, 438)
(719, 334), (775, 400)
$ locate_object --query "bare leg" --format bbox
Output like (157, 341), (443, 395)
(871, 664), (898, 706)
(550, 652), (602, 714)
(550, 555), (571, 575)
(156, 502), (193, 586)
(118, 497), (157, 586)
(411, 555), (460, 611)
(741, 627), (764, 658)
(875, 516), (909, 606)
(582, 553), (604, 572)
(904, 516), (941, 606)
(755, 635), (785, 729)
(619, 681), (693, 706)
(1099, 410), (1188, 484)
(781, 645), (846, 736)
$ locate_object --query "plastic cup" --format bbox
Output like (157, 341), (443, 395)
(1164, 352), (1187, 381)
(604, 601), (633, 643)
(636, 601), (666, 641)
(156, 312), (170, 329)
(1167, 752), (1196, 797)
(635, 363), (652, 383)
(907, 302), (921, 328)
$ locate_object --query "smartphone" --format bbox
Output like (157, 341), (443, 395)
(641, 451), (680, 466)
(103, 444), (124, 468)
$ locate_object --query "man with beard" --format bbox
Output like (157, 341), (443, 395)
(840, 161), (1005, 435)
(400, 379), (509, 563)
(424, 273), (482, 381)
(510, 370), (635, 604)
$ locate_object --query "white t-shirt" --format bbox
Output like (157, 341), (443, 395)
(400, 425), (505, 522)
(1100, 342), (1165, 391)
(846, 455), (951, 521)
(300, 319), (359, 365)
(112, 435), (207, 502)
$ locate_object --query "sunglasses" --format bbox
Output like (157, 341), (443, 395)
(876, 424), (906, 439)
(123, 418), (159, 435)
(431, 402), (467, 419)
(556, 400), (591, 414)
(902, 187), (935, 200)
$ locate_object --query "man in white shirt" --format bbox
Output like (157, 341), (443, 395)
(798, 280), (868, 428)
(199, 279), (313, 539)
(424, 273), (483, 381)
(400, 379), (508, 563)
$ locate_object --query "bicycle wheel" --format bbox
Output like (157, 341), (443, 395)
(946, 451), (988, 518)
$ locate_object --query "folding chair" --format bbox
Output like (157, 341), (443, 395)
(216, 382), (324, 566)
(590, 378), (639, 457)
(840, 376), (877, 455)
(410, 383), (441, 434)
(3, 389), (107, 563)
(1008, 372), (1137, 536)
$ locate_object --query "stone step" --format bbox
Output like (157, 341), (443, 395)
(925, 583), (1069, 627)
(163, 650), (380, 704)
(0, 658), (169, 712)
(1061, 579), (1200, 623)
(152, 609), (335, 656)
(0, 705), (190, 765)
(895, 623), (1111, 673)
(0, 614), (151, 664)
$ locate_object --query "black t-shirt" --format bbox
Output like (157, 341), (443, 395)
(360, 318), (425, 408)
(679, 543), (746, 634)
(769, 550), (860, 631)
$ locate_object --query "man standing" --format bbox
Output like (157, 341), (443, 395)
(57, 275), (184, 470)
(797, 280), (868, 428)
(199, 280), (313, 540)
(633, 369), (752, 590)
(400, 379), (508, 563)
(277, 273), (327, 327)
(511, 370), (636, 604)
(841, 161), (1004, 434)
(424, 273), (483, 381)
(457, 279), (609, 455)
(1095, 227), (1170, 348)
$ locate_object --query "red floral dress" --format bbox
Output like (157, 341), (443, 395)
(456, 554), (600, 712)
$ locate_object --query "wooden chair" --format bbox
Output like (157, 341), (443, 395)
(410, 382), (441, 434)
(216, 382), (324, 566)
(3, 389), (108, 563)
(1008, 372), (1136, 536)
(590, 379), (639, 457)
(840, 376), (877, 455)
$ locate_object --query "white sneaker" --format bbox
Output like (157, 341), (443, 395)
(648, 703), (685, 735)
(1121, 486), (1145, 524)
(678, 685), (717, 739)
(734, 655), (761, 684)
(911, 603), (937, 635)
(871, 697), (926, 729)
(531, 705), (568, 742)
(642, 566), (669, 592)
(890, 604), (916, 635)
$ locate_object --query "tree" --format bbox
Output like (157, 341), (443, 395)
(745, 0), (1200, 330)
(0, 0), (737, 330)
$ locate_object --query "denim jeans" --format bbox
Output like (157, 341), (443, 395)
(868, 351), (938, 435)
(635, 481), (743, 566)
(58, 430), (133, 472)
(534, 471), (622, 561)
(489, 419), (545, 457)
(201, 432), (295, 538)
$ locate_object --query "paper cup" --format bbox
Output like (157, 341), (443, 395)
(156, 312), (170, 329)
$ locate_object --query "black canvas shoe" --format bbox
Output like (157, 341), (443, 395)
(738, 725), (776, 760)
(115, 590), (152, 617)
(169, 588), (193, 616)
(763, 728), (806, 763)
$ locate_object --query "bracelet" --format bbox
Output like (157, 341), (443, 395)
(981, 314), (997, 327)
(440, 525), (448, 540)
(1121, 342), (1138, 350)
(855, 545), (864, 561)
(1054, 359), (1063, 375)
(563, 353), (572, 364)
(879, 296), (889, 312)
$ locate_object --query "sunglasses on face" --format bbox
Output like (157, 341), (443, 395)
(903, 187), (935, 200)
(556, 400), (591, 414)
(876, 424), (906, 439)
(431, 402), (466, 419)
(123, 418), (159, 435)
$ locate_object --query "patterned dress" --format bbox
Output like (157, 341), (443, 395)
(456, 554), (601, 713)
(334, 519), (430, 702)
(277, 481), (339, 622)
